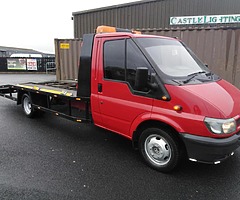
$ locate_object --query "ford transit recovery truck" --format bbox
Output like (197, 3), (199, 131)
(1, 26), (240, 172)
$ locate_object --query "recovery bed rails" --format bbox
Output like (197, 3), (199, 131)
(0, 81), (92, 123)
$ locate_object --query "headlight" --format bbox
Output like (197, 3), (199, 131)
(204, 117), (236, 134)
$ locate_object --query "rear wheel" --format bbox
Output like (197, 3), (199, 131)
(139, 127), (182, 172)
(22, 94), (35, 118)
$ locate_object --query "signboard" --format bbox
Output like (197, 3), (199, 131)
(27, 59), (37, 70)
(7, 58), (26, 70)
(170, 14), (240, 25)
(60, 43), (70, 49)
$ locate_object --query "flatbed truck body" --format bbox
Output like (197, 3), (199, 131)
(1, 25), (240, 172)
(0, 81), (91, 123)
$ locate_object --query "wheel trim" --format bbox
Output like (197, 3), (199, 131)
(23, 97), (32, 115)
(144, 134), (172, 166)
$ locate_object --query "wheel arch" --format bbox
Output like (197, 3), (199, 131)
(132, 119), (184, 150)
(17, 90), (29, 105)
(17, 90), (48, 107)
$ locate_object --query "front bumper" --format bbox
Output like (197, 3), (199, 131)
(180, 132), (240, 164)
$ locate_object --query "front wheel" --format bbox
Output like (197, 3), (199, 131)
(139, 127), (182, 172)
(22, 94), (35, 118)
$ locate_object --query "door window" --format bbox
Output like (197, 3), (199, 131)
(103, 38), (154, 91)
(126, 39), (153, 90)
(103, 39), (125, 81)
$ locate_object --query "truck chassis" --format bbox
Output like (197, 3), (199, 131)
(0, 81), (92, 123)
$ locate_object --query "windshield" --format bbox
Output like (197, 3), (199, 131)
(136, 38), (208, 77)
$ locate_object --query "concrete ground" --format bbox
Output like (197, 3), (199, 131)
(0, 74), (240, 200)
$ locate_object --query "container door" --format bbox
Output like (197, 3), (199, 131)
(97, 37), (154, 137)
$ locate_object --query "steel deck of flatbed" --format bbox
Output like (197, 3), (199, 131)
(15, 83), (78, 98)
(0, 81), (92, 123)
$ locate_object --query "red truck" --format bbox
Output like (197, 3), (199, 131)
(1, 26), (240, 172)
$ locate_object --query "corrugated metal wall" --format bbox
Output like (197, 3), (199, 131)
(73, 0), (240, 38)
(68, 0), (240, 88)
(55, 28), (240, 89)
(54, 39), (82, 81)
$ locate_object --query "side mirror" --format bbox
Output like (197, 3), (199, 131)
(205, 63), (209, 68)
(135, 67), (148, 91)
(148, 73), (158, 91)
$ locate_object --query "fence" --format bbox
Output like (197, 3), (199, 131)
(0, 57), (55, 73)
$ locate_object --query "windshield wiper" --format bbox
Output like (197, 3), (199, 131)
(183, 71), (208, 84)
(171, 79), (183, 85)
(187, 71), (207, 77)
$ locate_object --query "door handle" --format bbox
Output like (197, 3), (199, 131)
(98, 83), (102, 92)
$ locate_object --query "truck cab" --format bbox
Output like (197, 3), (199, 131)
(77, 26), (240, 172)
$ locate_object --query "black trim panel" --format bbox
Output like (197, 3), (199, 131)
(180, 133), (240, 163)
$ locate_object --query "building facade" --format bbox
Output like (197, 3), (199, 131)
(0, 46), (54, 58)
(72, 0), (240, 38)
(70, 0), (240, 88)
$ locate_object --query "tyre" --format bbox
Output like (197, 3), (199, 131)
(22, 94), (35, 118)
(139, 127), (182, 172)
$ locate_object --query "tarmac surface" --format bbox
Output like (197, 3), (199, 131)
(0, 74), (240, 200)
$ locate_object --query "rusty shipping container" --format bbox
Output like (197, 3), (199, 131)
(54, 39), (82, 81)
(55, 27), (240, 89)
